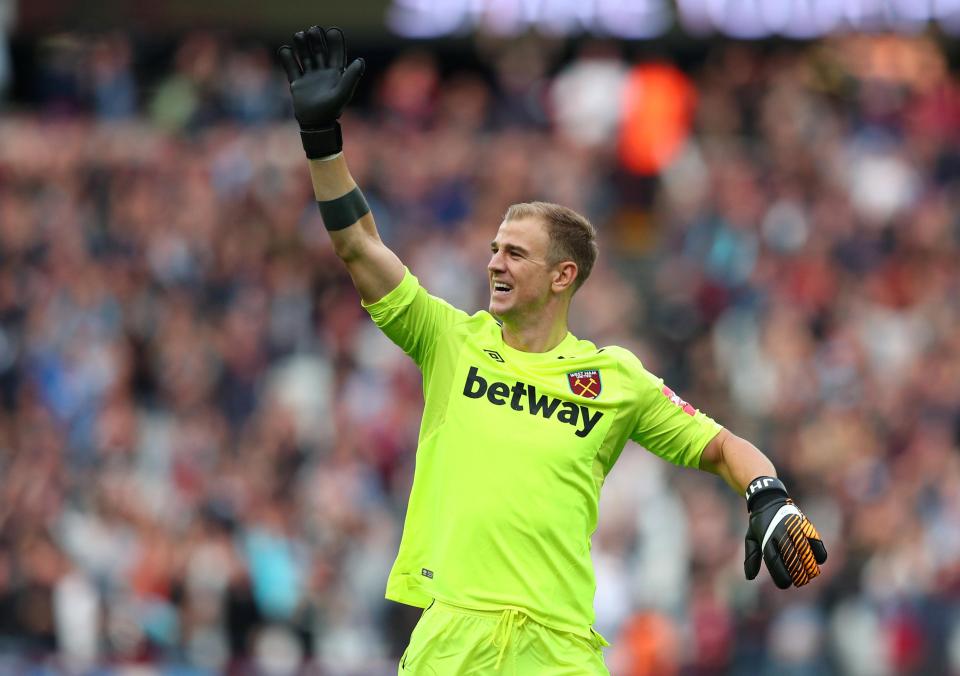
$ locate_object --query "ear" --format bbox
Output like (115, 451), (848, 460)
(551, 260), (579, 294)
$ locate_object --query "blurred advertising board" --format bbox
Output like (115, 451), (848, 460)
(15, 0), (960, 39)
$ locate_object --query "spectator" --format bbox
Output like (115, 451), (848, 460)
(0, 32), (956, 673)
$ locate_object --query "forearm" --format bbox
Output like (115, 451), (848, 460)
(699, 429), (777, 494)
(699, 429), (826, 588)
(310, 152), (355, 199)
(308, 153), (403, 302)
(309, 153), (378, 250)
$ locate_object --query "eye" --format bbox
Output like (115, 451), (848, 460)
(509, 250), (522, 259)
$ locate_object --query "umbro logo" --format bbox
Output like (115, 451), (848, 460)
(484, 349), (504, 363)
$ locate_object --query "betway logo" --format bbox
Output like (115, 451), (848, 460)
(462, 366), (603, 438)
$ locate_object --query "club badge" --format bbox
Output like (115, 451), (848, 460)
(568, 370), (601, 399)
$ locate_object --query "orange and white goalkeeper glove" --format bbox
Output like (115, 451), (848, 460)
(744, 477), (827, 589)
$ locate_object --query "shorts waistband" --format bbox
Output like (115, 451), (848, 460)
(428, 599), (610, 649)
(431, 599), (529, 620)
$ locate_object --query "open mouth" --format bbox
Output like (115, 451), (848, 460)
(492, 282), (512, 295)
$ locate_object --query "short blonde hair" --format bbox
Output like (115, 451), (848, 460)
(504, 201), (598, 291)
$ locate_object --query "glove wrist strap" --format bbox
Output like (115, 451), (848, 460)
(301, 123), (343, 159)
(745, 476), (788, 512)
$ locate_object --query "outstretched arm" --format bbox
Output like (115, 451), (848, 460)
(700, 429), (827, 589)
(698, 428), (775, 494)
(280, 25), (403, 304)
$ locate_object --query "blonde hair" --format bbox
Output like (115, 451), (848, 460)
(504, 201), (598, 291)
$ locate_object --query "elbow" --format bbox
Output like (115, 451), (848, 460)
(699, 428), (731, 474)
(332, 240), (360, 263)
(330, 231), (368, 263)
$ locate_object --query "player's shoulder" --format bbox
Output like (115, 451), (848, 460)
(455, 309), (501, 334)
(560, 339), (649, 379)
(593, 343), (645, 370)
(592, 344), (663, 398)
(467, 309), (499, 326)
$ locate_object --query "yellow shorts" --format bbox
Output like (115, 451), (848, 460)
(398, 600), (609, 675)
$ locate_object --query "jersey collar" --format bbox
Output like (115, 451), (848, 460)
(497, 330), (579, 362)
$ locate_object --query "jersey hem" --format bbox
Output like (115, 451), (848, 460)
(386, 589), (596, 641)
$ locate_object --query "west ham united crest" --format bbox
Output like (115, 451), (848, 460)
(568, 370), (601, 399)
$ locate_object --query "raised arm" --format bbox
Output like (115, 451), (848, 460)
(308, 154), (404, 303)
(279, 25), (403, 304)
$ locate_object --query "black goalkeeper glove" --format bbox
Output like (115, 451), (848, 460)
(278, 25), (365, 159)
(744, 476), (827, 589)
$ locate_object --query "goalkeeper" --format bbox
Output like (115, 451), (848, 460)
(279, 26), (827, 675)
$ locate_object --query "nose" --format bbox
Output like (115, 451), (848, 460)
(488, 250), (506, 273)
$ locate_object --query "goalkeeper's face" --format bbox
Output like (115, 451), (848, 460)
(487, 218), (558, 322)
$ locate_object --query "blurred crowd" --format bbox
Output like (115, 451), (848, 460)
(0, 28), (959, 676)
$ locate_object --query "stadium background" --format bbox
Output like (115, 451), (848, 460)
(1, 1), (959, 673)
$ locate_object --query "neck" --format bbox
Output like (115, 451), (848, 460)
(500, 308), (570, 353)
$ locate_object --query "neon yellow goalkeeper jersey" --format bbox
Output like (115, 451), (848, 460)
(363, 270), (723, 639)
